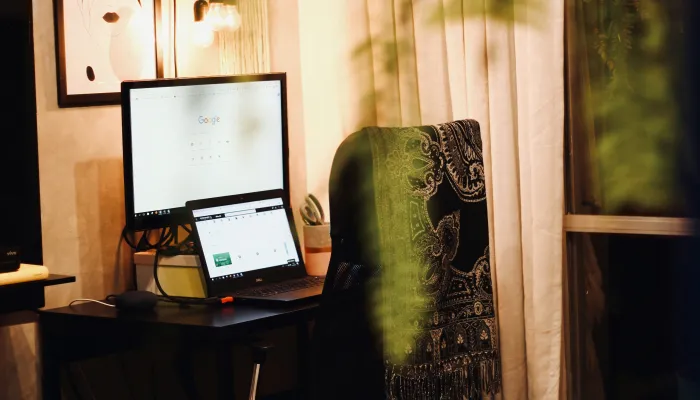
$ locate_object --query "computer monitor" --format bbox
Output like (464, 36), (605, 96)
(121, 73), (289, 231)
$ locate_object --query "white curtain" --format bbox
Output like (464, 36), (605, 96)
(218, 0), (270, 74)
(298, 0), (565, 398)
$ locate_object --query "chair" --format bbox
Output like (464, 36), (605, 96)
(310, 120), (502, 400)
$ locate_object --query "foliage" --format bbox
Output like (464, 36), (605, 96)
(350, 0), (544, 128)
(349, 0), (682, 366)
(351, 0), (546, 366)
(351, 0), (682, 214)
(583, 0), (682, 213)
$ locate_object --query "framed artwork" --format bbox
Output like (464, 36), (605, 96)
(54, 0), (164, 108)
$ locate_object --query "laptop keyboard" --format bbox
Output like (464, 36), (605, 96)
(234, 276), (325, 298)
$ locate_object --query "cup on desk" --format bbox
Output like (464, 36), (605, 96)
(303, 224), (331, 276)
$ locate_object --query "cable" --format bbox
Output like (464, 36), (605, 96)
(121, 224), (196, 291)
(69, 299), (116, 308)
(123, 226), (173, 290)
(122, 227), (171, 252)
(121, 226), (138, 249)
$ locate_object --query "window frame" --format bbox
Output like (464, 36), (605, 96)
(564, 215), (692, 236)
(562, 216), (693, 399)
(563, 0), (693, 396)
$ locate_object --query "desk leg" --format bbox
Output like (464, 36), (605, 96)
(215, 342), (235, 400)
(38, 318), (61, 400)
(175, 347), (198, 399)
(296, 321), (310, 400)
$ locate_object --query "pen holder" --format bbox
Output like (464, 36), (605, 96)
(303, 223), (331, 276)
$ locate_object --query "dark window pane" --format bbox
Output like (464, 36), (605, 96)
(566, 233), (699, 399)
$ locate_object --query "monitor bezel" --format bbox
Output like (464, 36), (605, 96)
(121, 73), (290, 231)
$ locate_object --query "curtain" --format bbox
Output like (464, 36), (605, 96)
(218, 0), (270, 74)
(298, 0), (565, 398)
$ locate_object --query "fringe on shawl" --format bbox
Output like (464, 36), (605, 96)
(385, 352), (501, 400)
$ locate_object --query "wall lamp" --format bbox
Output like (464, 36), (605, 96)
(193, 0), (242, 32)
(192, 0), (241, 47)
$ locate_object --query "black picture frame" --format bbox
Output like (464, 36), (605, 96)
(53, 0), (164, 108)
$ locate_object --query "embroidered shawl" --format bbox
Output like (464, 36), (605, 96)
(311, 119), (501, 400)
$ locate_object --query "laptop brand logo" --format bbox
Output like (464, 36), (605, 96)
(255, 278), (263, 283)
(5, 251), (17, 256)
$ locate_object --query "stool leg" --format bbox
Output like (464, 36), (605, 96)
(249, 363), (261, 400)
(248, 343), (273, 400)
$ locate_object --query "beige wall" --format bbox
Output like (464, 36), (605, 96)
(297, 0), (348, 218)
(268, 0), (308, 237)
(2, 0), (129, 397)
(0, 1), (304, 399)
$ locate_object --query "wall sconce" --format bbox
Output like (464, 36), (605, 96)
(193, 0), (214, 47)
(193, 0), (242, 47)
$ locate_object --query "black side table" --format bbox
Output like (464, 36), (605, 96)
(0, 274), (76, 326)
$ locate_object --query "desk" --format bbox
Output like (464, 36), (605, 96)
(39, 300), (319, 400)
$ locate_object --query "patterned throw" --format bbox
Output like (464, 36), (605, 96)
(317, 119), (501, 400)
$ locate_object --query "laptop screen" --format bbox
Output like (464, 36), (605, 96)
(192, 197), (301, 285)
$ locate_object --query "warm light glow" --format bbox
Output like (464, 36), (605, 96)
(206, 2), (225, 31)
(206, 2), (242, 32)
(223, 5), (242, 31)
(192, 0), (241, 47)
(193, 20), (214, 47)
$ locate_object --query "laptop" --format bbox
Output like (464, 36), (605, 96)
(187, 190), (324, 302)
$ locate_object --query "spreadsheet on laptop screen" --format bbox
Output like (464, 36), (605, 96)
(192, 198), (300, 280)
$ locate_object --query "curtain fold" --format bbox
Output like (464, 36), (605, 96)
(218, 0), (270, 74)
(299, 0), (565, 398)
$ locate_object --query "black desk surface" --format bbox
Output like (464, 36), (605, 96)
(40, 299), (319, 331)
(39, 297), (320, 399)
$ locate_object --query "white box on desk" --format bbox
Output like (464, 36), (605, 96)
(134, 251), (206, 298)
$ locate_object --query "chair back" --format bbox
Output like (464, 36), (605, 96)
(311, 120), (501, 400)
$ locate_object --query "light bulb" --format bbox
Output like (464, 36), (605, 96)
(222, 5), (242, 32)
(206, 2), (226, 31)
(193, 20), (214, 47)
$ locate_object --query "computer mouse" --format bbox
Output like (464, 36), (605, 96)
(113, 290), (159, 311)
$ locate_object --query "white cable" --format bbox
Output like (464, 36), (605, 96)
(69, 299), (115, 308)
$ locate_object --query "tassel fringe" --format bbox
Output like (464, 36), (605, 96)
(385, 352), (501, 400)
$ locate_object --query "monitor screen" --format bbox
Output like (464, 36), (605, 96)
(192, 197), (301, 285)
(122, 74), (288, 230)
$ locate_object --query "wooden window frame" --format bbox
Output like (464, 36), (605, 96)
(562, 215), (693, 399)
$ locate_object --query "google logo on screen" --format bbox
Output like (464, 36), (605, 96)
(198, 116), (221, 125)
